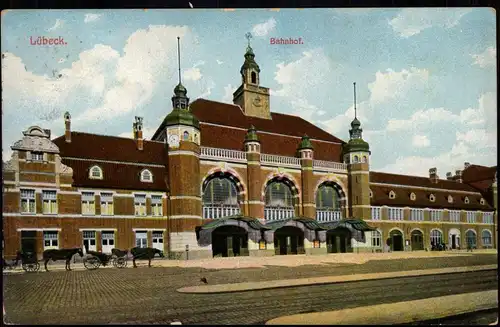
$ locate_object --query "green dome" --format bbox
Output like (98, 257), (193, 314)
(244, 125), (260, 142)
(163, 108), (200, 129)
(174, 83), (187, 95)
(344, 138), (370, 153)
(351, 117), (361, 128)
(298, 134), (313, 150)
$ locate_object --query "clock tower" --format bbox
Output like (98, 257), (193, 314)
(233, 32), (271, 119)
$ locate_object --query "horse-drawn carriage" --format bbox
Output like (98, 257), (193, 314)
(15, 251), (41, 272)
(83, 248), (128, 270)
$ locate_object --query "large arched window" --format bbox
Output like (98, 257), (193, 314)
(202, 174), (240, 219)
(265, 179), (295, 221)
(430, 229), (443, 248)
(482, 230), (492, 247)
(316, 183), (342, 222)
(466, 230), (477, 248)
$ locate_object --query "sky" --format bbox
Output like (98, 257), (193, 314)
(1, 8), (497, 177)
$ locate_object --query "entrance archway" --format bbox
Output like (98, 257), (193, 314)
(274, 226), (304, 255)
(389, 229), (404, 252)
(410, 229), (424, 251)
(212, 225), (248, 257)
(327, 227), (352, 253)
(448, 229), (460, 249)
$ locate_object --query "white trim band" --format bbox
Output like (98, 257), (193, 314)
(169, 151), (200, 158)
(170, 196), (202, 201)
(169, 215), (203, 219)
(62, 156), (164, 168)
(16, 228), (61, 232)
(369, 182), (482, 195)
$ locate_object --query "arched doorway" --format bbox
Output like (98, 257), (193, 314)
(388, 229), (404, 252)
(430, 229), (444, 250)
(212, 225), (248, 257)
(274, 226), (304, 255)
(465, 230), (477, 249)
(411, 229), (424, 251)
(327, 227), (352, 253)
(448, 228), (460, 249)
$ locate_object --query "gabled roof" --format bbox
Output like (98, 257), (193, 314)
(462, 164), (496, 185)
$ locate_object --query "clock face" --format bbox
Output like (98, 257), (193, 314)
(168, 134), (180, 147)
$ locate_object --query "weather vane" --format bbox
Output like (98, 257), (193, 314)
(245, 32), (252, 47)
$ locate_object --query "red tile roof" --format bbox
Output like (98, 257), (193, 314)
(462, 165), (496, 184)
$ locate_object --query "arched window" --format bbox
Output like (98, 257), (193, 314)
(183, 131), (189, 141)
(430, 229), (443, 246)
(202, 174), (240, 219)
(251, 71), (257, 84)
(448, 195), (453, 203)
(410, 192), (416, 201)
(265, 179), (295, 221)
(362, 156), (367, 163)
(353, 155), (359, 163)
(389, 191), (396, 199)
(140, 169), (153, 183)
(480, 198), (485, 205)
(464, 196), (470, 204)
(466, 230), (477, 248)
(482, 230), (492, 247)
(429, 194), (435, 202)
(89, 165), (103, 179)
(316, 184), (341, 210)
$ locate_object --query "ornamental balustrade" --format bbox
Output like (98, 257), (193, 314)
(313, 160), (348, 172)
(264, 207), (295, 221)
(200, 147), (247, 163)
(260, 154), (301, 168)
(202, 205), (241, 219)
(316, 209), (342, 222)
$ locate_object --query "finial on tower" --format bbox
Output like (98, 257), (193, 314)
(353, 82), (357, 119)
(245, 32), (253, 47)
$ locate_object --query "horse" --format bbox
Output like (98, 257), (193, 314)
(42, 248), (84, 272)
(130, 247), (164, 268)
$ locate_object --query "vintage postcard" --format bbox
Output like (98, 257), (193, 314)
(1, 8), (497, 325)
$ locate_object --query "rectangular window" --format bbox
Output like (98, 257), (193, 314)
(449, 210), (461, 223)
(42, 190), (57, 214)
(100, 193), (114, 216)
(483, 212), (494, 224)
(388, 207), (403, 221)
(135, 194), (147, 216)
(151, 195), (163, 216)
(466, 211), (476, 223)
(371, 231), (381, 247)
(135, 231), (148, 248)
(430, 209), (443, 222)
(371, 207), (381, 220)
(82, 192), (95, 215)
(31, 152), (44, 161)
(20, 189), (36, 213)
(43, 231), (59, 249)
(410, 209), (424, 221)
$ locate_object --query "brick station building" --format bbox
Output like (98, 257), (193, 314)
(2, 42), (498, 260)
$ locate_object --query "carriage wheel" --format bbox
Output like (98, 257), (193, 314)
(114, 257), (127, 269)
(84, 257), (101, 270)
(22, 263), (40, 273)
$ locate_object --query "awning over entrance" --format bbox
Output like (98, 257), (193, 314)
(264, 217), (326, 243)
(319, 218), (377, 243)
(196, 215), (270, 247)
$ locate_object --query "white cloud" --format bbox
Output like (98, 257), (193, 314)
(456, 129), (496, 148)
(252, 18), (277, 37)
(183, 67), (202, 81)
(368, 68), (429, 104)
(117, 126), (157, 140)
(47, 19), (63, 32)
(412, 135), (430, 148)
(216, 59), (224, 65)
(221, 84), (235, 103)
(84, 13), (102, 23)
(389, 8), (471, 38)
(471, 46), (496, 68)
(197, 79), (215, 99)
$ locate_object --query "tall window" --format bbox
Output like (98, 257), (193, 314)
(371, 207), (381, 220)
(42, 190), (57, 214)
(430, 229), (443, 246)
(82, 192), (95, 215)
(466, 211), (476, 223)
(134, 194), (147, 216)
(482, 230), (492, 247)
(135, 231), (148, 248)
(202, 175), (240, 219)
(430, 209), (443, 222)
(316, 184), (340, 210)
(372, 230), (382, 247)
(483, 212), (494, 224)
(449, 210), (461, 222)
(410, 208), (424, 221)
(466, 230), (477, 247)
(100, 193), (114, 216)
(265, 179), (295, 220)
(152, 231), (164, 250)
(151, 195), (163, 216)
(388, 207), (403, 220)
(20, 189), (36, 213)
(43, 231), (59, 250)
(183, 131), (189, 141)
(251, 71), (257, 84)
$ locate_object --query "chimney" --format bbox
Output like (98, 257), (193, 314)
(446, 172), (453, 180)
(429, 167), (438, 183)
(464, 162), (471, 170)
(455, 169), (462, 183)
(134, 116), (144, 151)
(64, 112), (71, 143)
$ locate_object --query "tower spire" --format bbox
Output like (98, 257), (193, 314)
(353, 82), (357, 119)
(171, 36), (189, 110)
(245, 32), (252, 48)
(177, 37), (182, 85)
(349, 81), (362, 140)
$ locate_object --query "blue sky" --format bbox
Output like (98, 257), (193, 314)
(1, 8), (497, 177)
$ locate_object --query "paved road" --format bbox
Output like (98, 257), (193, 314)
(3, 255), (497, 325)
(406, 308), (498, 325)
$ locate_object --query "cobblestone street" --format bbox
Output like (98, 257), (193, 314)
(3, 254), (497, 325)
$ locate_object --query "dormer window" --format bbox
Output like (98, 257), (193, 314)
(448, 195), (453, 203)
(429, 194), (435, 202)
(410, 192), (416, 201)
(140, 169), (153, 183)
(480, 198), (485, 205)
(89, 165), (103, 180)
(464, 196), (470, 204)
(369, 190), (373, 198)
(389, 191), (396, 199)
(31, 152), (44, 161)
